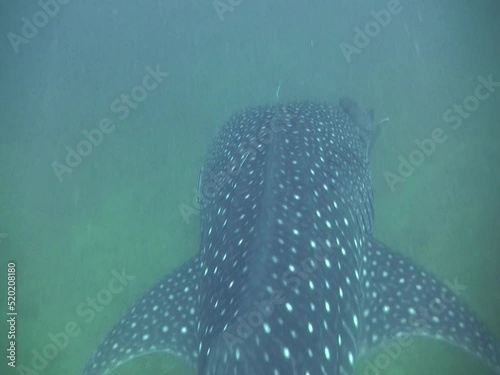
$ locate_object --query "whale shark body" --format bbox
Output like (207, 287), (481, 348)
(82, 100), (500, 375)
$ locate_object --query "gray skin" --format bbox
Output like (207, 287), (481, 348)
(339, 97), (380, 154)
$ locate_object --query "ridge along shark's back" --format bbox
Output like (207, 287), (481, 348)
(82, 100), (499, 375)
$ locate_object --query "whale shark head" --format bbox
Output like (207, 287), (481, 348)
(339, 97), (382, 155)
(82, 99), (499, 375)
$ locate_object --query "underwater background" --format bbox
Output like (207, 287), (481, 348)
(0, 0), (499, 374)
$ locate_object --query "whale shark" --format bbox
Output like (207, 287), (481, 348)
(82, 99), (500, 375)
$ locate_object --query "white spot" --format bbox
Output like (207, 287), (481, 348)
(283, 347), (290, 359)
(348, 351), (354, 364)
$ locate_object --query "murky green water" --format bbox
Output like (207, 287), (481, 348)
(1, 1), (499, 375)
